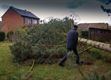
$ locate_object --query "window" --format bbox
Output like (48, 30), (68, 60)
(24, 17), (38, 25)
(24, 17), (32, 25)
(32, 19), (37, 24)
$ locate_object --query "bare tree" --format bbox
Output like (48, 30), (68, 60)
(100, 0), (111, 16)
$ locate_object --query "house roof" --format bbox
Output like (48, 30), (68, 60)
(78, 23), (109, 30)
(10, 6), (40, 19)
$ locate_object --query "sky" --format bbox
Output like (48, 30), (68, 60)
(0, 0), (111, 24)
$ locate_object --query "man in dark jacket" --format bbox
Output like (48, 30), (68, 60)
(59, 25), (80, 66)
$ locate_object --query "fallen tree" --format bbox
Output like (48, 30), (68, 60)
(10, 18), (72, 63)
(79, 38), (111, 52)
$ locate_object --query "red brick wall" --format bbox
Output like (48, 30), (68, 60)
(2, 9), (24, 33)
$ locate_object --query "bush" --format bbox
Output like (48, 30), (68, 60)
(10, 41), (32, 63)
(10, 18), (72, 63)
(0, 31), (5, 41)
(89, 48), (102, 60)
(80, 30), (89, 39)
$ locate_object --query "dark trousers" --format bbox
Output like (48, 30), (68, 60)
(59, 48), (80, 64)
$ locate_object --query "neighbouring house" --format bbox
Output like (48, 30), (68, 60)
(1, 6), (40, 32)
(78, 23), (109, 31)
(89, 28), (111, 43)
(78, 23), (111, 43)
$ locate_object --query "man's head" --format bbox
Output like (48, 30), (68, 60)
(73, 25), (78, 30)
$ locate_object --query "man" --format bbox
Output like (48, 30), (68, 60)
(59, 25), (81, 66)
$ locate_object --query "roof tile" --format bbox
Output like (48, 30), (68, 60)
(10, 6), (40, 19)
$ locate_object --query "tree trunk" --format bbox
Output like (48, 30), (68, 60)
(78, 38), (111, 52)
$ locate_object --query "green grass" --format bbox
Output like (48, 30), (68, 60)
(0, 41), (111, 80)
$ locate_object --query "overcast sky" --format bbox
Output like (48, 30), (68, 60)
(0, 0), (111, 23)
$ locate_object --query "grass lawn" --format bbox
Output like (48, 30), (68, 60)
(0, 42), (111, 80)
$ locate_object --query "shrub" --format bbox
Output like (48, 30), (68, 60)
(89, 48), (102, 60)
(10, 18), (72, 63)
(80, 30), (89, 39)
(0, 31), (5, 41)
(10, 41), (32, 63)
(101, 52), (111, 63)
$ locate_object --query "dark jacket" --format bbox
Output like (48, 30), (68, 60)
(66, 28), (78, 49)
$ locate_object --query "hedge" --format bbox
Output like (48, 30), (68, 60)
(0, 31), (5, 41)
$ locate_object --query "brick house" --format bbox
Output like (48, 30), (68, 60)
(1, 6), (40, 32)
(78, 23), (111, 43)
